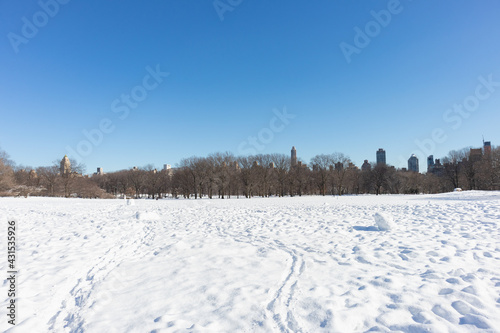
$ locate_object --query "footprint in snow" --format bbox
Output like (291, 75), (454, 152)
(459, 314), (491, 329)
(461, 285), (477, 295)
(446, 278), (460, 285)
(438, 288), (454, 295)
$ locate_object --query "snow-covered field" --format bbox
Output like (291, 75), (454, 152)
(1, 191), (500, 333)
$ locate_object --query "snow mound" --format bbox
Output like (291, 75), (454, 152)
(373, 212), (395, 231)
(135, 211), (160, 220)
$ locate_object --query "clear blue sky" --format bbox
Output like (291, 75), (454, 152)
(1, 0), (499, 173)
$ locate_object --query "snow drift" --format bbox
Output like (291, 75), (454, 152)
(373, 212), (395, 231)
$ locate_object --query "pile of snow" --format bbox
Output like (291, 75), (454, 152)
(373, 212), (395, 231)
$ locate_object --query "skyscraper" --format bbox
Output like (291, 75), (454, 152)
(376, 148), (386, 165)
(469, 148), (482, 163)
(408, 154), (419, 172)
(291, 146), (297, 167)
(361, 160), (371, 171)
(60, 155), (71, 175)
(427, 155), (434, 171)
(484, 141), (491, 155)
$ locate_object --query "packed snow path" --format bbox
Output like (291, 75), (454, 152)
(1, 191), (500, 332)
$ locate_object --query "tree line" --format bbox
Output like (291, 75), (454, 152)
(0, 152), (110, 198)
(2, 146), (498, 199)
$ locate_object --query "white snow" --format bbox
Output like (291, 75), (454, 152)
(373, 212), (395, 231)
(1, 191), (500, 332)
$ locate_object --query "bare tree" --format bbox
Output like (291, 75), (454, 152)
(179, 156), (210, 199)
(270, 153), (290, 197)
(330, 153), (352, 195)
(56, 158), (87, 197)
(0, 148), (14, 167)
(254, 154), (273, 197)
(142, 165), (162, 199)
(290, 163), (311, 196)
(371, 164), (392, 195)
(229, 161), (242, 198)
(127, 167), (146, 198)
(491, 146), (500, 189)
(0, 159), (14, 194)
(210, 152), (235, 199)
(159, 168), (173, 198)
(345, 166), (361, 194)
(69, 158), (86, 175)
(237, 156), (257, 198)
(37, 166), (60, 196)
(101, 170), (130, 196)
(442, 149), (468, 189)
(421, 173), (443, 194)
(474, 146), (500, 190)
(310, 154), (334, 196)
(72, 177), (113, 198)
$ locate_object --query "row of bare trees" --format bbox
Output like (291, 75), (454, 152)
(1, 146), (499, 198)
(438, 147), (500, 191)
(0, 150), (111, 198)
(91, 164), (170, 199)
(90, 146), (500, 198)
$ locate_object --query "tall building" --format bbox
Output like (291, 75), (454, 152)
(408, 154), (419, 173)
(376, 148), (386, 165)
(469, 148), (482, 163)
(427, 155), (435, 173)
(429, 158), (444, 176)
(348, 163), (357, 170)
(96, 167), (104, 175)
(361, 160), (371, 171)
(484, 141), (491, 155)
(291, 146), (297, 167)
(60, 155), (71, 175)
(163, 164), (175, 176)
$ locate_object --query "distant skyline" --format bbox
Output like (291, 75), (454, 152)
(1, 1), (499, 173)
